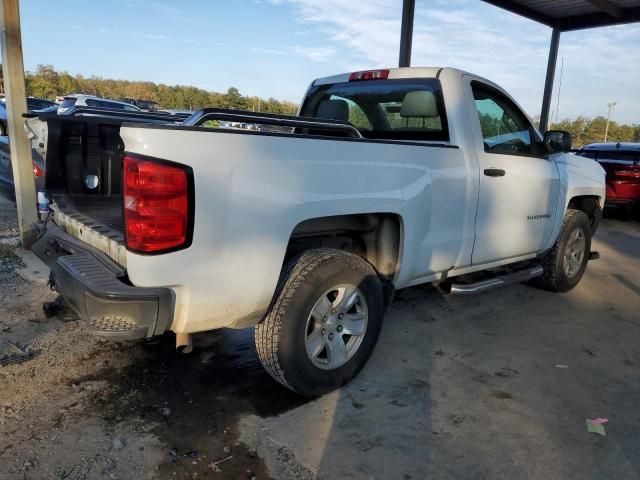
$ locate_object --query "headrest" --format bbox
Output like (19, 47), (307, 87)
(400, 91), (438, 118)
(315, 99), (349, 122)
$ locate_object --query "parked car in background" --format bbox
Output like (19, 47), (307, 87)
(122, 98), (159, 112)
(0, 136), (45, 201)
(578, 142), (640, 209)
(0, 96), (56, 110)
(57, 95), (141, 114)
(0, 97), (57, 136)
(25, 97), (56, 110)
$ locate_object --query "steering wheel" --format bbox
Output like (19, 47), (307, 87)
(487, 138), (527, 154)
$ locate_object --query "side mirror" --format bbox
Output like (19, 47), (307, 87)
(543, 130), (572, 153)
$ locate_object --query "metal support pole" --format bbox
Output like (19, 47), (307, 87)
(0, 0), (39, 249)
(539, 27), (560, 133)
(399, 0), (415, 68)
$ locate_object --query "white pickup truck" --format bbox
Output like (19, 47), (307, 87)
(30, 67), (605, 396)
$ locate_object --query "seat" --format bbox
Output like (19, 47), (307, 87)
(400, 91), (438, 118)
(315, 99), (349, 122)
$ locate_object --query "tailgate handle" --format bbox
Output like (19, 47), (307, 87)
(484, 168), (506, 177)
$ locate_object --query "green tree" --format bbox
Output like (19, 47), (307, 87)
(14, 64), (304, 114)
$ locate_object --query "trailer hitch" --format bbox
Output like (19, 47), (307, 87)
(43, 296), (79, 322)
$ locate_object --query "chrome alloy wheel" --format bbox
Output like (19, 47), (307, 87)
(563, 227), (586, 278)
(304, 284), (368, 370)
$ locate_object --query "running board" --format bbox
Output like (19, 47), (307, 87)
(450, 265), (544, 295)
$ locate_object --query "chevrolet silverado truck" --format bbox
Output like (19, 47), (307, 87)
(29, 67), (605, 396)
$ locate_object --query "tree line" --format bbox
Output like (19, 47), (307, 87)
(2, 64), (298, 114)
(549, 116), (639, 147)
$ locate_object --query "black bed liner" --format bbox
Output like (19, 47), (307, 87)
(52, 194), (124, 245)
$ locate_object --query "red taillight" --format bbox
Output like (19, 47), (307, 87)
(33, 163), (43, 177)
(349, 69), (389, 81)
(613, 169), (640, 178)
(123, 155), (191, 253)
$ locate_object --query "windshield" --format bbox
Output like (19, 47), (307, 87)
(301, 78), (449, 142)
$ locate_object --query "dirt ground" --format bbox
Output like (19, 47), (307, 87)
(0, 201), (305, 480)
(1, 197), (639, 480)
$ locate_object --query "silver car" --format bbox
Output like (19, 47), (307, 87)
(57, 94), (141, 114)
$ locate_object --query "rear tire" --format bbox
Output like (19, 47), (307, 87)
(255, 248), (384, 397)
(538, 209), (591, 292)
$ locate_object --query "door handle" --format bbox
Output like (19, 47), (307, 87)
(484, 168), (506, 177)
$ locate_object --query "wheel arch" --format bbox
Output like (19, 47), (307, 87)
(284, 212), (403, 284)
(567, 195), (602, 231)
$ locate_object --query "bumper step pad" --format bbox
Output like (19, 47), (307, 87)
(33, 223), (173, 341)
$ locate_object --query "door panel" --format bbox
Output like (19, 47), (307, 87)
(463, 77), (560, 264)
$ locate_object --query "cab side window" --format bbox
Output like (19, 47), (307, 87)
(472, 82), (533, 155)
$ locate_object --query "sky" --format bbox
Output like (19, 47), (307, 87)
(13, 0), (640, 124)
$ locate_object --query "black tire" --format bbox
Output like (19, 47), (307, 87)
(255, 248), (384, 397)
(538, 209), (592, 292)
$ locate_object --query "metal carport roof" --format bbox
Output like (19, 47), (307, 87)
(481, 0), (640, 31)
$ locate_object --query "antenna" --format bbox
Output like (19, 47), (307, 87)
(554, 57), (564, 124)
(604, 101), (617, 142)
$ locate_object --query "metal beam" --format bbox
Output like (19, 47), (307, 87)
(584, 0), (623, 18)
(399, 0), (415, 68)
(482, 0), (640, 31)
(560, 7), (640, 31)
(0, 0), (39, 248)
(539, 27), (560, 133)
(480, 0), (556, 27)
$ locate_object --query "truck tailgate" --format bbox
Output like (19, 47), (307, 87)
(51, 195), (127, 266)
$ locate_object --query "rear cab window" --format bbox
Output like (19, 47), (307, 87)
(301, 78), (449, 142)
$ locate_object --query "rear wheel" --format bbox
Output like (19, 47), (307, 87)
(538, 209), (592, 292)
(255, 249), (384, 396)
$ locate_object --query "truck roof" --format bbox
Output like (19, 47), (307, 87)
(581, 142), (640, 151)
(313, 67), (470, 86)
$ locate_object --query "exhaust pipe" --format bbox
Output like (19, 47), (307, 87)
(176, 333), (193, 354)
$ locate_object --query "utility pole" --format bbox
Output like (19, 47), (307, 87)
(0, 0), (39, 249)
(604, 101), (616, 142)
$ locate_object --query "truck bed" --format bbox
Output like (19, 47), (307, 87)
(33, 107), (366, 269)
(50, 194), (127, 266)
(52, 194), (124, 241)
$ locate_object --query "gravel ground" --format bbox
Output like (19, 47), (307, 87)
(0, 203), (284, 480)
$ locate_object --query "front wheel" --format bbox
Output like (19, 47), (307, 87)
(255, 249), (384, 396)
(538, 209), (592, 292)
